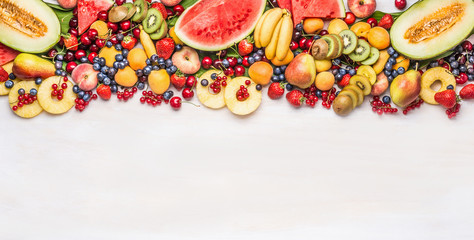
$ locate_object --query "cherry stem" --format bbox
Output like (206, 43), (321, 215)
(181, 100), (200, 107)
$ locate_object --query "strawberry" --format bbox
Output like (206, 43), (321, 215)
(268, 82), (285, 99)
(238, 38), (253, 56)
(150, 2), (168, 19)
(0, 66), (8, 82)
(96, 85), (111, 100)
(121, 35), (137, 50)
(434, 89), (457, 108)
(170, 71), (186, 90)
(62, 34), (78, 51)
(155, 38), (175, 60)
(338, 74), (351, 88)
(286, 89), (306, 107)
(460, 84), (474, 100)
(378, 14), (394, 30)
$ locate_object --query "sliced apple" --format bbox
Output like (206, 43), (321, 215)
(224, 77), (262, 116)
(38, 76), (76, 114)
(0, 62), (20, 96)
(196, 69), (226, 109)
(8, 81), (43, 118)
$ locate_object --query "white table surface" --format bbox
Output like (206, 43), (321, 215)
(2, 0), (474, 239)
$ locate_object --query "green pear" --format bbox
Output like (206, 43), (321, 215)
(390, 70), (421, 108)
(12, 53), (55, 79)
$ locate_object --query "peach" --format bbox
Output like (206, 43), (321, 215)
(248, 61), (273, 85)
(348, 0), (376, 18)
(115, 66), (138, 87)
(171, 46), (200, 74)
(303, 18), (324, 34)
(350, 22), (371, 39)
(315, 71), (335, 91)
(71, 64), (98, 91)
(371, 72), (389, 96)
(368, 27), (390, 50)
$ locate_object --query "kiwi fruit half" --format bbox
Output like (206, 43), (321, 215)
(310, 39), (329, 60)
(143, 8), (163, 34)
(339, 30), (358, 55)
(132, 0), (148, 23)
(349, 74), (372, 96)
(321, 35), (339, 59)
(344, 84), (364, 106)
(333, 95), (354, 116)
(123, 3), (137, 20)
(150, 21), (168, 40)
(339, 89), (358, 109)
(349, 39), (370, 62)
(108, 6), (128, 23)
(330, 34), (344, 58)
(361, 47), (380, 66)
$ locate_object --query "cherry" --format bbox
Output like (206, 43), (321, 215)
(69, 17), (78, 28)
(462, 41), (473, 51)
(47, 49), (58, 58)
(367, 18), (377, 27)
(201, 56), (213, 69)
(170, 97), (182, 109)
(80, 34), (92, 45)
(87, 29), (98, 40)
(299, 38), (308, 49)
(173, 5), (184, 16)
(224, 67), (234, 76)
(109, 35), (118, 45)
(88, 52), (98, 63)
(242, 56), (250, 67)
(456, 73), (468, 85)
(395, 0), (406, 10)
(97, 10), (108, 21)
(72, 7), (78, 16)
(68, 28), (79, 36)
(185, 76), (196, 88)
(65, 51), (76, 62)
(304, 39), (312, 49)
(290, 40), (299, 51)
(132, 27), (141, 38)
(89, 44), (99, 53)
(234, 65), (245, 77)
(95, 38), (106, 48)
(66, 61), (77, 73)
(226, 57), (238, 68)
(344, 12), (356, 25)
(75, 50), (86, 59)
(213, 59), (224, 70)
(120, 20), (131, 31)
(166, 9), (174, 17)
(107, 22), (119, 33)
(115, 0), (125, 5)
(182, 88), (194, 99)
(319, 30), (328, 36)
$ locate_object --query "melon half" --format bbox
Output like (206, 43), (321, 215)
(174, 0), (266, 51)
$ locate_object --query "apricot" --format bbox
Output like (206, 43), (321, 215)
(115, 66), (138, 87)
(127, 48), (148, 70)
(248, 61), (273, 85)
(327, 19), (349, 35)
(149, 69), (170, 94)
(303, 18), (324, 34)
(350, 22), (371, 39)
(315, 71), (335, 91)
(314, 59), (332, 72)
(98, 47), (121, 68)
(368, 27), (390, 50)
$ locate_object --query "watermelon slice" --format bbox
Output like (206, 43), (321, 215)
(277, 0), (292, 13)
(0, 43), (20, 66)
(174, 0), (266, 51)
(78, 0), (114, 35)
(291, 0), (345, 27)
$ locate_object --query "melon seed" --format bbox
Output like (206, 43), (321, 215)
(404, 3), (465, 43)
(0, 0), (47, 38)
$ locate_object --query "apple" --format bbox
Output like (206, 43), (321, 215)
(347, 0), (376, 18)
(71, 63), (98, 91)
(171, 46), (201, 75)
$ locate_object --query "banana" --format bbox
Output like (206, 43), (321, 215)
(259, 8), (284, 47)
(265, 18), (283, 60)
(254, 9), (273, 48)
(139, 25), (157, 58)
(276, 13), (293, 61)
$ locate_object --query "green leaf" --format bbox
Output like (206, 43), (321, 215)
(180, 0), (200, 9)
(45, 2), (70, 11)
(46, 3), (73, 35)
(359, 11), (403, 23)
(414, 50), (454, 70)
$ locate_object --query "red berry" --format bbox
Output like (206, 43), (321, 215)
(120, 20), (131, 31)
(395, 0), (406, 10)
(182, 88), (194, 99)
(234, 65), (245, 77)
(185, 76), (197, 88)
(170, 97), (182, 109)
(80, 34), (92, 45)
(88, 52), (98, 63)
(74, 50), (86, 60)
(97, 11), (108, 21)
(462, 41), (473, 51)
(173, 5), (184, 16)
(66, 61), (77, 73)
(107, 22), (118, 33)
(367, 18), (377, 27)
(132, 28), (141, 38)
(344, 12), (356, 25)
(202, 56), (213, 69)
(87, 29), (98, 40)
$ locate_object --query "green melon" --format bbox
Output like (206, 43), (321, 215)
(0, 0), (60, 53)
(174, 0), (266, 51)
(390, 0), (474, 60)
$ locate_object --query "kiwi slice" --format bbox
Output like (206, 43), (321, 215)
(132, 0), (148, 23)
(344, 84), (364, 106)
(361, 47), (380, 66)
(339, 30), (358, 55)
(321, 35), (339, 59)
(143, 8), (163, 34)
(349, 74), (372, 96)
(310, 39), (329, 60)
(339, 89), (358, 109)
(150, 21), (168, 40)
(330, 34), (344, 58)
(123, 3), (137, 20)
(108, 6), (128, 23)
(349, 39), (370, 62)
(333, 95), (354, 116)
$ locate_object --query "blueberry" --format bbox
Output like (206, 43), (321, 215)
(170, 65), (178, 74)
(281, 65), (287, 72)
(158, 58), (165, 65)
(316, 90), (322, 98)
(468, 67), (474, 75)
(295, 23), (303, 31)
(392, 52), (399, 58)
(459, 65), (467, 73)
(163, 90), (173, 100)
(18, 88), (25, 95)
(115, 54), (124, 61)
(97, 73), (105, 81)
(278, 74), (285, 81)
(452, 69), (460, 76)
(113, 61), (120, 69)
(108, 67), (117, 76)
(294, 51), (301, 56)
(248, 56), (255, 65)
(201, 79), (209, 86)
(55, 69), (62, 76)
(211, 73), (217, 80)
(388, 57), (397, 64)
(382, 96), (391, 104)
(469, 55), (474, 64)
(271, 75), (279, 82)
(237, 58), (243, 64)
(72, 85), (80, 93)
(106, 41), (113, 48)
(333, 59), (341, 66)
(122, 59), (129, 66)
(137, 82), (145, 90)
(152, 65), (160, 70)
(100, 66), (109, 74)
(286, 83), (293, 91)
(274, 67), (282, 75)
(254, 55), (262, 62)
(385, 62), (393, 70)
(384, 69), (392, 76)
(165, 59), (173, 67)
(335, 91), (340, 97)
(349, 69), (357, 76)
(313, 35), (321, 40)
(256, 84), (263, 91)
(118, 62), (126, 69)
(257, 49), (264, 56)
(110, 84), (118, 93)
(448, 55), (456, 63)
(150, 54), (158, 63)
(136, 69), (144, 77)
(166, 68), (172, 75)
(55, 54), (64, 61)
(222, 59), (230, 68)
(335, 73), (343, 81)
(392, 70), (399, 78)
(388, 75), (394, 82)
(144, 66), (152, 75)
(397, 67), (405, 74)
(175, 44), (183, 51)
(331, 69), (338, 75)
(29, 88), (37, 96)
(450, 61), (459, 69)
(122, 49), (129, 57)
(387, 47), (395, 55)
(35, 78), (42, 85)
(115, 44), (122, 51)
(55, 61), (63, 70)
(339, 68), (347, 75)
(430, 62), (438, 68)
(146, 59), (152, 65)
(469, 74), (474, 81)
(93, 57), (99, 63)
(4, 80), (14, 89)
(110, 80), (116, 85)
(447, 84), (454, 90)
(103, 77), (111, 85)
(77, 90), (85, 99)
(116, 33), (124, 41)
(93, 63), (101, 71)
(99, 57), (106, 66)
(8, 73), (16, 80)
(456, 45), (464, 53)
(83, 93), (91, 101)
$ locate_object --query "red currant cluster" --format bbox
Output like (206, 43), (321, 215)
(209, 76), (228, 94)
(302, 86), (320, 107)
(117, 87), (138, 101)
(140, 91), (164, 107)
(74, 91), (97, 112)
(446, 103), (461, 119)
(370, 96), (398, 115)
(402, 98), (424, 115)
(51, 81), (69, 101)
(236, 85), (250, 101)
(12, 92), (37, 111)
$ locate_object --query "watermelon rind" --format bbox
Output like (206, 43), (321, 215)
(174, 0), (267, 51)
